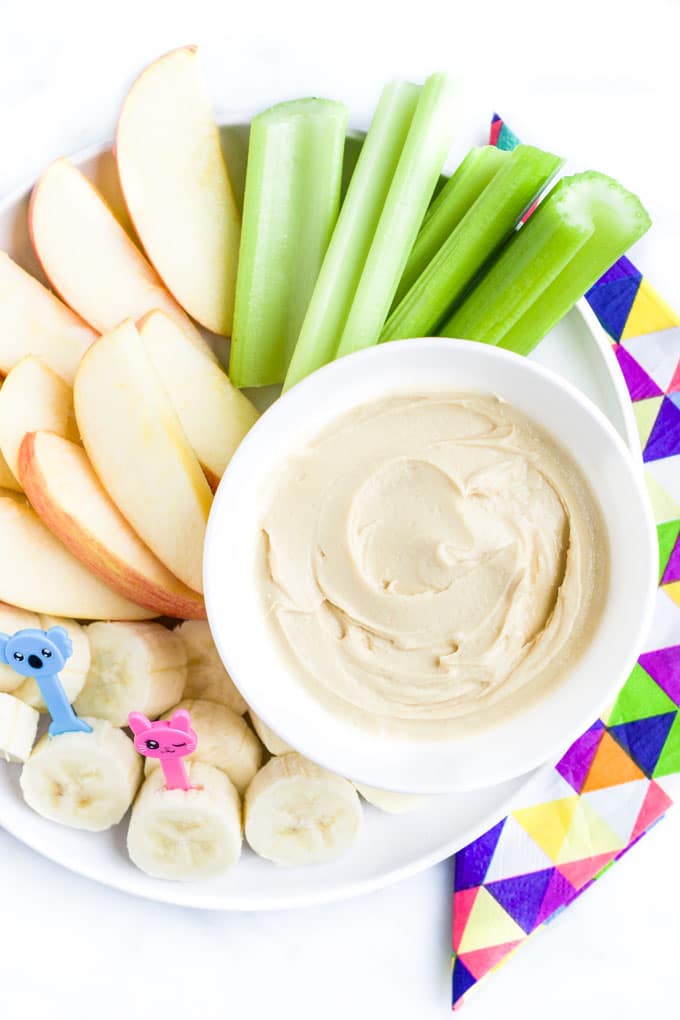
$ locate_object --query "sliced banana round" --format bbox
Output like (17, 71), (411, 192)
(353, 783), (432, 814)
(13, 614), (90, 709)
(245, 715), (428, 813)
(127, 761), (242, 881)
(245, 753), (363, 867)
(20, 717), (142, 830)
(74, 621), (186, 727)
(0, 692), (39, 762)
(175, 620), (247, 714)
(248, 710), (294, 756)
(0, 602), (39, 694)
(145, 698), (263, 794)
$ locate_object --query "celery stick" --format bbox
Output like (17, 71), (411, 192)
(334, 73), (460, 359)
(441, 197), (593, 343)
(393, 146), (510, 305)
(495, 172), (652, 356)
(380, 144), (563, 343)
(283, 82), (421, 390)
(229, 99), (347, 387)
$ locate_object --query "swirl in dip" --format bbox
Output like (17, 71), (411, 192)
(258, 392), (607, 737)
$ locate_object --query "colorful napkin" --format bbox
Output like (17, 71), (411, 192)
(451, 115), (680, 1008)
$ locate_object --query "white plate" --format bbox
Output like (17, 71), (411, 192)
(0, 127), (638, 909)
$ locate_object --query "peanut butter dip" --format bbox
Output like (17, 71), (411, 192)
(258, 392), (607, 737)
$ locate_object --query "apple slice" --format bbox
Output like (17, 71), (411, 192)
(0, 488), (28, 506)
(29, 159), (214, 358)
(0, 386), (21, 492)
(18, 432), (204, 620)
(0, 252), (96, 384)
(18, 431), (207, 620)
(0, 355), (79, 483)
(0, 494), (154, 620)
(117, 47), (240, 337)
(0, 385), (24, 491)
(0, 450), (20, 492)
(74, 319), (212, 593)
(138, 310), (258, 487)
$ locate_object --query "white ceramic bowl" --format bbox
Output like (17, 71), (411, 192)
(204, 338), (657, 793)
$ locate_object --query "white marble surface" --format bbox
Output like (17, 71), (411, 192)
(1, 2), (679, 1016)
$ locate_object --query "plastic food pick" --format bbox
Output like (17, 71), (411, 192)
(128, 710), (198, 791)
(0, 626), (92, 737)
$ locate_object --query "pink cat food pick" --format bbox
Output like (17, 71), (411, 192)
(128, 710), (198, 791)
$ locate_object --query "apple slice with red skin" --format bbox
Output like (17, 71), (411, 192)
(0, 494), (155, 620)
(29, 158), (214, 359)
(138, 310), (258, 488)
(0, 252), (96, 384)
(18, 431), (206, 620)
(116, 46), (240, 337)
(74, 319), (213, 594)
(0, 355), (79, 485)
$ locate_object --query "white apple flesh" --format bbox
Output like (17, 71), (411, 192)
(0, 252), (96, 384)
(138, 310), (258, 487)
(18, 431), (207, 620)
(0, 450), (19, 492)
(29, 159), (214, 358)
(0, 355), (80, 483)
(74, 320), (213, 594)
(116, 46), (240, 337)
(0, 494), (155, 620)
(0, 385), (22, 492)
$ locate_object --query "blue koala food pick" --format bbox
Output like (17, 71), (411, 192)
(0, 626), (92, 737)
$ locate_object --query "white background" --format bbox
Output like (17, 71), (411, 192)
(1, 1), (679, 1016)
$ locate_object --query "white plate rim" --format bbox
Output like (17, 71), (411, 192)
(0, 772), (536, 911)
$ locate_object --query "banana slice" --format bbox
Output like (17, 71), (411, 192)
(248, 710), (294, 756)
(353, 783), (431, 814)
(74, 621), (186, 727)
(127, 761), (242, 880)
(175, 621), (246, 714)
(244, 753), (363, 866)
(0, 693), (39, 762)
(0, 602), (39, 694)
(245, 714), (429, 813)
(13, 614), (90, 709)
(144, 698), (263, 794)
(20, 717), (142, 830)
